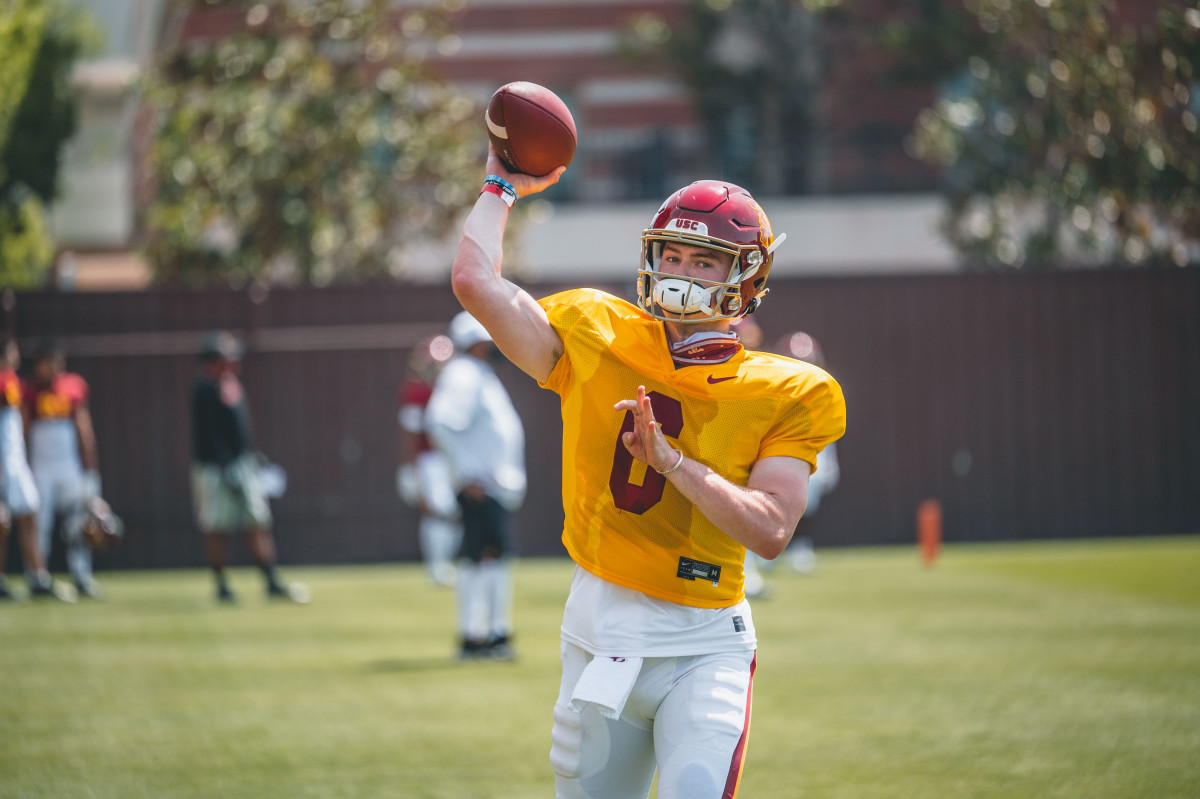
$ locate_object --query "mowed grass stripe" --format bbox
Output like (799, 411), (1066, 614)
(1, 538), (1197, 798)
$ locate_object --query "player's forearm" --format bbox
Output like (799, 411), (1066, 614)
(664, 457), (800, 560)
(450, 194), (563, 383)
(77, 415), (99, 470)
(451, 193), (510, 313)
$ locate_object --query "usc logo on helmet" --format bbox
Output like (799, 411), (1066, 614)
(666, 218), (709, 234)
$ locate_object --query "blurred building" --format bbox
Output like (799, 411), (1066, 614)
(50, 0), (164, 290)
(52, 0), (963, 288)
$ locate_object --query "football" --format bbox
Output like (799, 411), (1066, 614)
(485, 82), (577, 177)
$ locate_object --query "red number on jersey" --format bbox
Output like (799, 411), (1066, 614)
(608, 391), (684, 514)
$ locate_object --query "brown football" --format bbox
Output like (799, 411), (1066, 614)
(485, 82), (577, 177)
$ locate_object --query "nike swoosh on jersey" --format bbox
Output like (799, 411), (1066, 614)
(707, 374), (737, 384)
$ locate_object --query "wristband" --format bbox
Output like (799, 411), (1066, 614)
(481, 175), (518, 207)
(656, 448), (685, 475)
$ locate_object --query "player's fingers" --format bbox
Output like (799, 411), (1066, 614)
(637, 387), (657, 421)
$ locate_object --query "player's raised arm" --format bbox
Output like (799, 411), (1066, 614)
(451, 147), (565, 384)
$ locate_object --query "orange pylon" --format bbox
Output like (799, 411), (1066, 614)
(917, 499), (942, 568)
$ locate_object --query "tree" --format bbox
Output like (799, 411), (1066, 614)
(902, 0), (1200, 268)
(0, 0), (99, 287)
(143, 0), (482, 287)
(620, 0), (844, 197)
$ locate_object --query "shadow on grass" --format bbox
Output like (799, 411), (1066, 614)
(363, 656), (464, 673)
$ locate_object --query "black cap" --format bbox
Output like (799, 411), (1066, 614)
(199, 330), (243, 361)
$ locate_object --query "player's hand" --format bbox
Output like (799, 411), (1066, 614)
(486, 144), (565, 198)
(461, 483), (487, 502)
(81, 470), (102, 501)
(614, 386), (679, 473)
(396, 465), (419, 506)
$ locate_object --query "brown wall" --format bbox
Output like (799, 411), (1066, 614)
(6, 268), (1199, 572)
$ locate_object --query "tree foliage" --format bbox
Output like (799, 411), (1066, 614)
(620, 0), (843, 196)
(142, 0), (482, 287)
(0, 0), (98, 287)
(901, 0), (1200, 268)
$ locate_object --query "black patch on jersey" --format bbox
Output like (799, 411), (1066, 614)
(733, 616), (746, 633)
(677, 556), (721, 587)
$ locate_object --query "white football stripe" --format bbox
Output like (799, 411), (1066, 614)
(485, 112), (508, 139)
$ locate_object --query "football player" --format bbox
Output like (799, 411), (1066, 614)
(396, 335), (462, 587)
(0, 336), (72, 601)
(25, 341), (107, 598)
(451, 152), (846, 798)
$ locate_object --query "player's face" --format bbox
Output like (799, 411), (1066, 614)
(33, 355), (61, 384)
(657, 242), (734, 283)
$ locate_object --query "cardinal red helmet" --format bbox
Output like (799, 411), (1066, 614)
(637, 180), (785, 322)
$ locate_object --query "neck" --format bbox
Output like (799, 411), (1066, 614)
(663, 319), (732, 346)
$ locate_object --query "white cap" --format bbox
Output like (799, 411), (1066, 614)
(448, 310), (493, 351)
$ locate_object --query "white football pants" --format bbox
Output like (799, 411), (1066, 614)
(551, 641), (756, 799)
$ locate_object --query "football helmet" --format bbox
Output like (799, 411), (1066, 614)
(637, 180), (786, 322)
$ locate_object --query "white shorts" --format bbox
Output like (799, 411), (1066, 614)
(550, 640), (756, 799)
(191, 454), (272, 533)
(0, 460), (39, 517)
(416, 450), (459, 519)
(1, 406), (38, 516)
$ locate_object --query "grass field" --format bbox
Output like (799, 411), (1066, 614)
(2, 537), (1198, 798)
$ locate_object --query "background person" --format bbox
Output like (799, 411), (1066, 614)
(397, 335), (461, 587)
(775, 331), (840, 574)
(0, 336), (72, 601)
(25, 341), (106, 598)
(730, 317), (771, 598)
(190, 330), (307, 604)
(450, 152), (845, 797)
(425, 311), (526, 660)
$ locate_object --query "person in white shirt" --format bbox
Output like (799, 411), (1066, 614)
(425, 311), (526, 660)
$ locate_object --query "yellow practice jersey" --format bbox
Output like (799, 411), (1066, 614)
(538, 288), (847, 608)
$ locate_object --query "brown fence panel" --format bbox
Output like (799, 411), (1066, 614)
(5, 268), (1198, 572)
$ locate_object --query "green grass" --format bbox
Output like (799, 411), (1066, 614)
(2, 537), (1198, 798)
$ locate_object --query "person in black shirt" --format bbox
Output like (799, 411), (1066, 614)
(190, 331), (307, 604)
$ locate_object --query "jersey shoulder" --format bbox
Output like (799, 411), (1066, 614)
(56, 372), (89, 403)
(539, 288), (664, 363)
(740, 350), (837, 394)
(539, 288), (649, 331)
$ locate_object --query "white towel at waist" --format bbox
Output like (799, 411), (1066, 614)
(568, 655), (644, 721)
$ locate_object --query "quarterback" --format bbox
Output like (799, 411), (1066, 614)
(452, 150), (846, 799)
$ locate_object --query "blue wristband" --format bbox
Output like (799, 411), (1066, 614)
(484, 175), (517, 195)
(483, 175), (518, 206)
